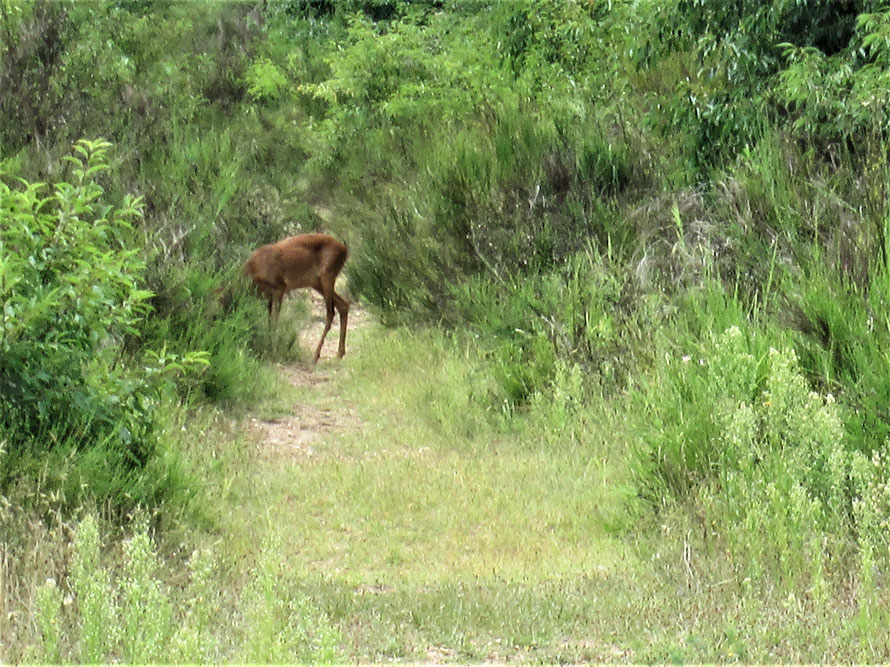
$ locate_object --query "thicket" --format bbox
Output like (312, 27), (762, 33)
(0, 138), (209, 517)
(5, 0), (890, 653)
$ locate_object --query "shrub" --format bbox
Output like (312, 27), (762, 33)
(642, 0), (870, 171)
(0, 139), (205, 511)
(633, 314), (890, 574)
(778, 9), (890, 147)
(632, 321), (849, 499)
(246, 57), (289, 102)
(444, 248), (632, 406)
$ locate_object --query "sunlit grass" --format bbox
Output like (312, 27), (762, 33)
(11, 319), (890, 663)
(213, 320), (646, 661)
(211, 320), (890, 663)
(259, 449), (629, 583)
(240, 323), (631, 580)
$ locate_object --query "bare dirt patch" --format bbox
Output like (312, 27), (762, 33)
(246, 291), (371, 461)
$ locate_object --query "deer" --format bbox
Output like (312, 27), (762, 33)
(237, 233), (350, 363)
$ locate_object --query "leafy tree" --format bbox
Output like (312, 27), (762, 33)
(778, 10), (890, 145)
(643, 0), (879, 170)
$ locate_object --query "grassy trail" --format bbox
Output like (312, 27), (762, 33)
(206, 298), (880, 664)
(224, 297), (652, 662)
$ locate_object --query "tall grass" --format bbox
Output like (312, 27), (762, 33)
(21, 515), (341, 663)
(623, 133), (890, 651)
(346, 109), (638, 327)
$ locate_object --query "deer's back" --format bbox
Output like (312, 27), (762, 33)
(244, 233), (348, 292)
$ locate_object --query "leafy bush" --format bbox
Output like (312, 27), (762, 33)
(633, 321), (845, 498)
(0, 139), (205, 510)
(444, 248), (632, 406)
(633, 317), (890, 581)
(245, 57), (289, 102)
(778, 10), (890, 146)
(643, 0), (873, 170)
(789, 260), (890, 452)
(1, 140), (150, 451)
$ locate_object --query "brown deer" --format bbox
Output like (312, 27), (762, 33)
(242, 233), (350, 363)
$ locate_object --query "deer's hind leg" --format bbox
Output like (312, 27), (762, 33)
(271, 290), (285, 323)
(311, 278), (334, 363)
(313, 275), (349, 362)
(332, 291), (349, 358)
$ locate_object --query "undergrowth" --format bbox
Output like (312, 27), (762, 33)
(5, 0), (890, 661)
(16, 515), (341, 664)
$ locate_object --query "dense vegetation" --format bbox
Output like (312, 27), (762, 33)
(5, 0), (890, 660)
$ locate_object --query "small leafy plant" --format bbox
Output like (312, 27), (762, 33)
(32, 515), (341, 663)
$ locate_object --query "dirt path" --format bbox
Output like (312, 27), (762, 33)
(230, 289), (640, 664)
(244, 292), (371, 460)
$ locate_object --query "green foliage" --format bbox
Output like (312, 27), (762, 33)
(633, 316), (847, 498)
(494, 0), (603, 78)
(270, 0), (412, 22)
(643, 0), (877, 169)
(778, 10), (890, 145)
(32, 515), (341, 662)
(34, 577), (64, 664)
(632, 308), (890, 606)
(246, 57), (289, 102)
(71, 515), (118, 662)
(1, 140), (149, 454)
(9, 2), (890, 660)
(239, 535), (341, 663)
(448, 248), (631, 405)
(119, 517), (174, 662)
(345, 109), (635, 329)
(302, 11), (507, 176)
(790, 259), (890, 452)
(169, 548), (219, 660)
(0, 139), (206, 511)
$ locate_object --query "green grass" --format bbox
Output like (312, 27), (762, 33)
(207, 320), (643, 662)
(7, 3), (890, 662)
(262, 328), (627, 570)
(217, 320), (890, 663)
(9, 314), (890, 663)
